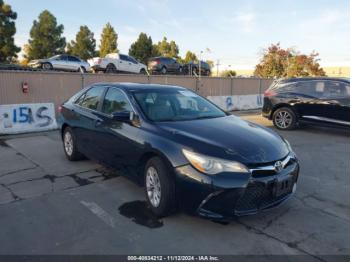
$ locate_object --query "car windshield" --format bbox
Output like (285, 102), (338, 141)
(50, 55), (61, 60)
(132, 89), (226, 122)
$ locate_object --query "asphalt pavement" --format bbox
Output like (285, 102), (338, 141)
(0, 112), (349, 258)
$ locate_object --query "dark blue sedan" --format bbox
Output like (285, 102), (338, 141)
(58, 83), (299, 219)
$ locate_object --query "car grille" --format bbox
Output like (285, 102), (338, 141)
(235, 183), (271, 212)
(235, 182), (291, 213)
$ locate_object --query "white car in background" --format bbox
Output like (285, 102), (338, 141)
(88, 53), (147, 74)
(28, 54), (90, 72)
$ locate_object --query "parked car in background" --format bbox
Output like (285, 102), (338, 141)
(184, 61), (211, 76)
(28, 54), (90, 72)
(88, 53), (147, 74)
(148, 57), (183, 75)
(58, 83), (299, 219)
(262, 77), (350, 130)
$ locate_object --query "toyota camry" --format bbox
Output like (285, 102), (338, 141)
(58, 83), (299, 219)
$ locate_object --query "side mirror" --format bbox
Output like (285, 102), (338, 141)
(111, 111), (132, 122)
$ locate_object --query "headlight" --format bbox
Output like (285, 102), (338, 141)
(182, 149), (250, 175)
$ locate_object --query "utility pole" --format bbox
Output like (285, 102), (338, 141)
(216, 59), (220, 77)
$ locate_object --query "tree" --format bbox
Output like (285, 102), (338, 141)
(154, 37), (179, 58)
(67, 25), (96, 60)
(254, 43), (326, 78)
(183, 51), (197, 63)
(128, 33), (154, 64)
(0, 0), (20, 63)
(25, 10), (66, 60)
(99, 23), (118, 57)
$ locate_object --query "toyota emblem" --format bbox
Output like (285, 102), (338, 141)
(274, 161), (283, 172)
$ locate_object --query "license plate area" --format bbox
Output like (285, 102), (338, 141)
(274, 177), (293, 197)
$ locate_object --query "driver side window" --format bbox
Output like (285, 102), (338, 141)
(102, 88), (132, 115)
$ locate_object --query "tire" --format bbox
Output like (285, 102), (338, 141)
(62, 127), (85, 161)
(78, 66), (86, 73)
(161, 66), (167, 75)
(144, 157), (176, 217)
(42, 63), (53, 70)
(272, 107), (298, 130)
(106, 64), (117, 74)
(140, 68), (147, 75)
(192, 67), (197, 75)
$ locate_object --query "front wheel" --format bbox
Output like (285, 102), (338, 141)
(272, 107), (298, 130)
(144, 157), (176, 217)
(42, 63), (53, 70)
(63, 127), (85, 161)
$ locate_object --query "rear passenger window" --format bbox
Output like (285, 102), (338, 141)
(120, 55), (128, 61)
(102, 88), (132, 114)
(325, 81), (347, 99)
(78, 86), (105, 110)
(345, 84), (350, 96)
(296, 81), (324, 98)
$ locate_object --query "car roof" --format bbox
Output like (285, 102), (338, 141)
(91, 82), (188, 91)
(278, 77), (350, 84)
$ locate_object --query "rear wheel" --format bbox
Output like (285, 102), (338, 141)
(161, 66), (167, 75)
(272, 107), (298, 130)
(63, 127), (85, 161)
(144, 157), (176, 217)
(106, 64), (117, 74)
(192, 67), (197, 75)
(78, 66), (86, 73)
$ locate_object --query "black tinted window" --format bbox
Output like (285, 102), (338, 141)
(79, 86), (105, 110)
(53, 55), (65, 61)
(324, 81), (348, 98)
(102, 88), (132, 114)
(295, 81), (325, 98)
(162, 58), (172, 64)
(128, 56), (138, 64)
(119, 55), (128, 61)
(68, 56), (80, 62)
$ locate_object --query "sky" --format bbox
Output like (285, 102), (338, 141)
(6, 0), (350, 70)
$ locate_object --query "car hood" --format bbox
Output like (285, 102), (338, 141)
(156, 115), (289, 164)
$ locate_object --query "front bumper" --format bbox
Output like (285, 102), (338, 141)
(175, 154), (299, 219)
(91, 65), (105, 72)
(28, 62), (41, 68)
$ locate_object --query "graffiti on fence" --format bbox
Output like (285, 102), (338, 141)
(0, 103), (57, 134)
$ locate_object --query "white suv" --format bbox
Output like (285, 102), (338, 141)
(88, 53), (147, 74)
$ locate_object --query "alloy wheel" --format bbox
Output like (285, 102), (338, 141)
(64, 131), (74, 156)
(146, 166), (161, 208)
(275, 110), (292, 129)
(43, 63), (52, 70)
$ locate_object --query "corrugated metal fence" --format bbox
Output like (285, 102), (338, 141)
(0, 71), (273, 110)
